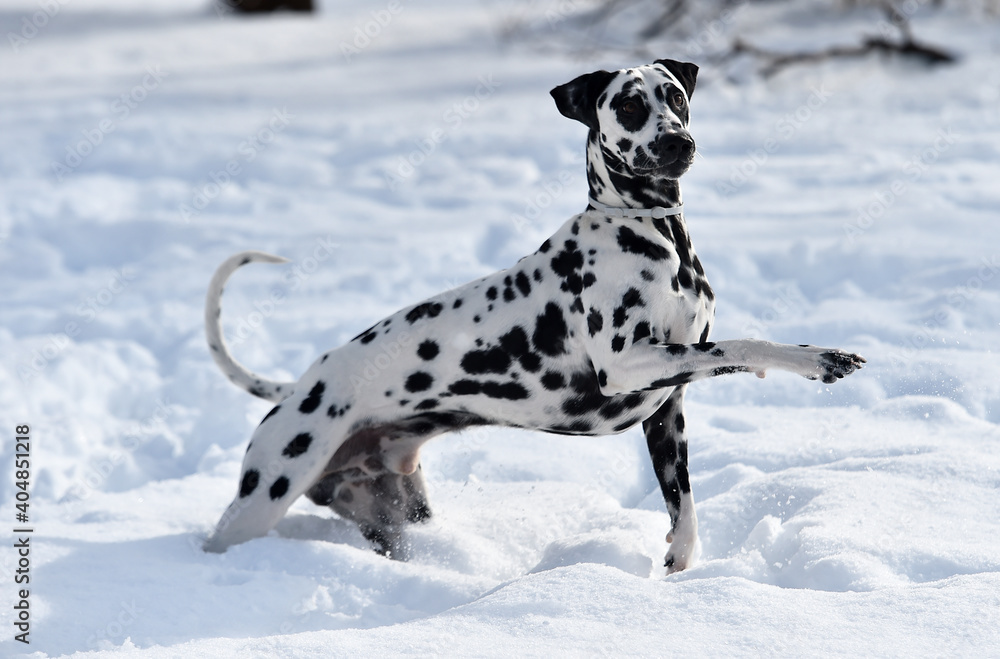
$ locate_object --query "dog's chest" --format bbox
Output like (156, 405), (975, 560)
(563, 212), (715, 342)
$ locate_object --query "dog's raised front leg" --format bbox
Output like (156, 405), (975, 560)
(597, 339), (865, 397)
(643, 386), (699, 573)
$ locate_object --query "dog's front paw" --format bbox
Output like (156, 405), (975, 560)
(790, 346), (865, 384)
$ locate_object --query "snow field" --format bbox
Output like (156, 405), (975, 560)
(0, 0), (999, 656)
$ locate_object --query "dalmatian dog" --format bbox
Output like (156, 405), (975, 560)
(202, 59), (864, 572)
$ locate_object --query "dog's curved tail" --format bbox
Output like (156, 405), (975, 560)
(205, 251), (295, 403)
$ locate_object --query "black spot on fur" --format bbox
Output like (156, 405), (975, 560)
(587, 308), (604, 336)
(611, 335), (626, 352)
(533, 303), (569, 356)
(622, 288), (644, 308)
(406, 302), (443, 324)
(482, 381), (530, 400)
(449, 379), (481, 396)
(613, 306), (627, 328)
(417, 340), (440, 361)
(360, 331), (377, 344)
(499, 326), (529, 355)
(666, 344), (688, 355)
(327, 403), (350, 418)
(648, 372), (694, 389)
(282, 432), (313, 458)
(641, 269), (655, 282)
(415, 399), (439, 410)
(539, 239), (552, 253)
(611, 83), (651, 133)
(711, 366), (751, 377)
(499, 326), (541, 372)
(617, 137), (633, 153)
(541, 371), (565, 390)
(503, 287), (516, 302)
(461, 348), (511, 375)
(633, 322), (651, 343)
(675, 414), (686, 433)
(613, 417), (641, 432)
(239, 469), (259, 498)
(677, 266), (693, 290)
(405, 371), (434, 392)
(486, 287), (498, 301)
(449, 379), (528, 400)
(453, 298), (463, 309)
(551, 240), (584, 280)
(269, 476), (289, 500)
(694, 342), (716, 352)
(617, 226), (668, 261)
(515, 271), (532, 297)
(299, 381), (325, 414)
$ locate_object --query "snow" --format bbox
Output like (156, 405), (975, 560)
(1, 0), (999, 656)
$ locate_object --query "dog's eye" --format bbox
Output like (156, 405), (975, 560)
(671, 92), (686, 109)
(622, 100), (637, 114)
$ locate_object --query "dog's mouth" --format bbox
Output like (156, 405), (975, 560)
(632, 156), (695, 180)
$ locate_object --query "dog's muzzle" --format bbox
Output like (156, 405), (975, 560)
(636, 132), (696, 178)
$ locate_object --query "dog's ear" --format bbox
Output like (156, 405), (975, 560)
(655, 59), (699, 100)
(550, 69), (616, 131)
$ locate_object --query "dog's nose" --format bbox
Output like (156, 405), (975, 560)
(653, 134), (695, 164)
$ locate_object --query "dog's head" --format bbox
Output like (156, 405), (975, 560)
(551, 59), (698, 181)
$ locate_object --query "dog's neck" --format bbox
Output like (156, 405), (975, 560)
(585, 131), (683, 212)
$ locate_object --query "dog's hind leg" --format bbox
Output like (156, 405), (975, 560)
(308, 464), (431, 560)
(643, 386), (700, 573)
(203, 384), (353, 553)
